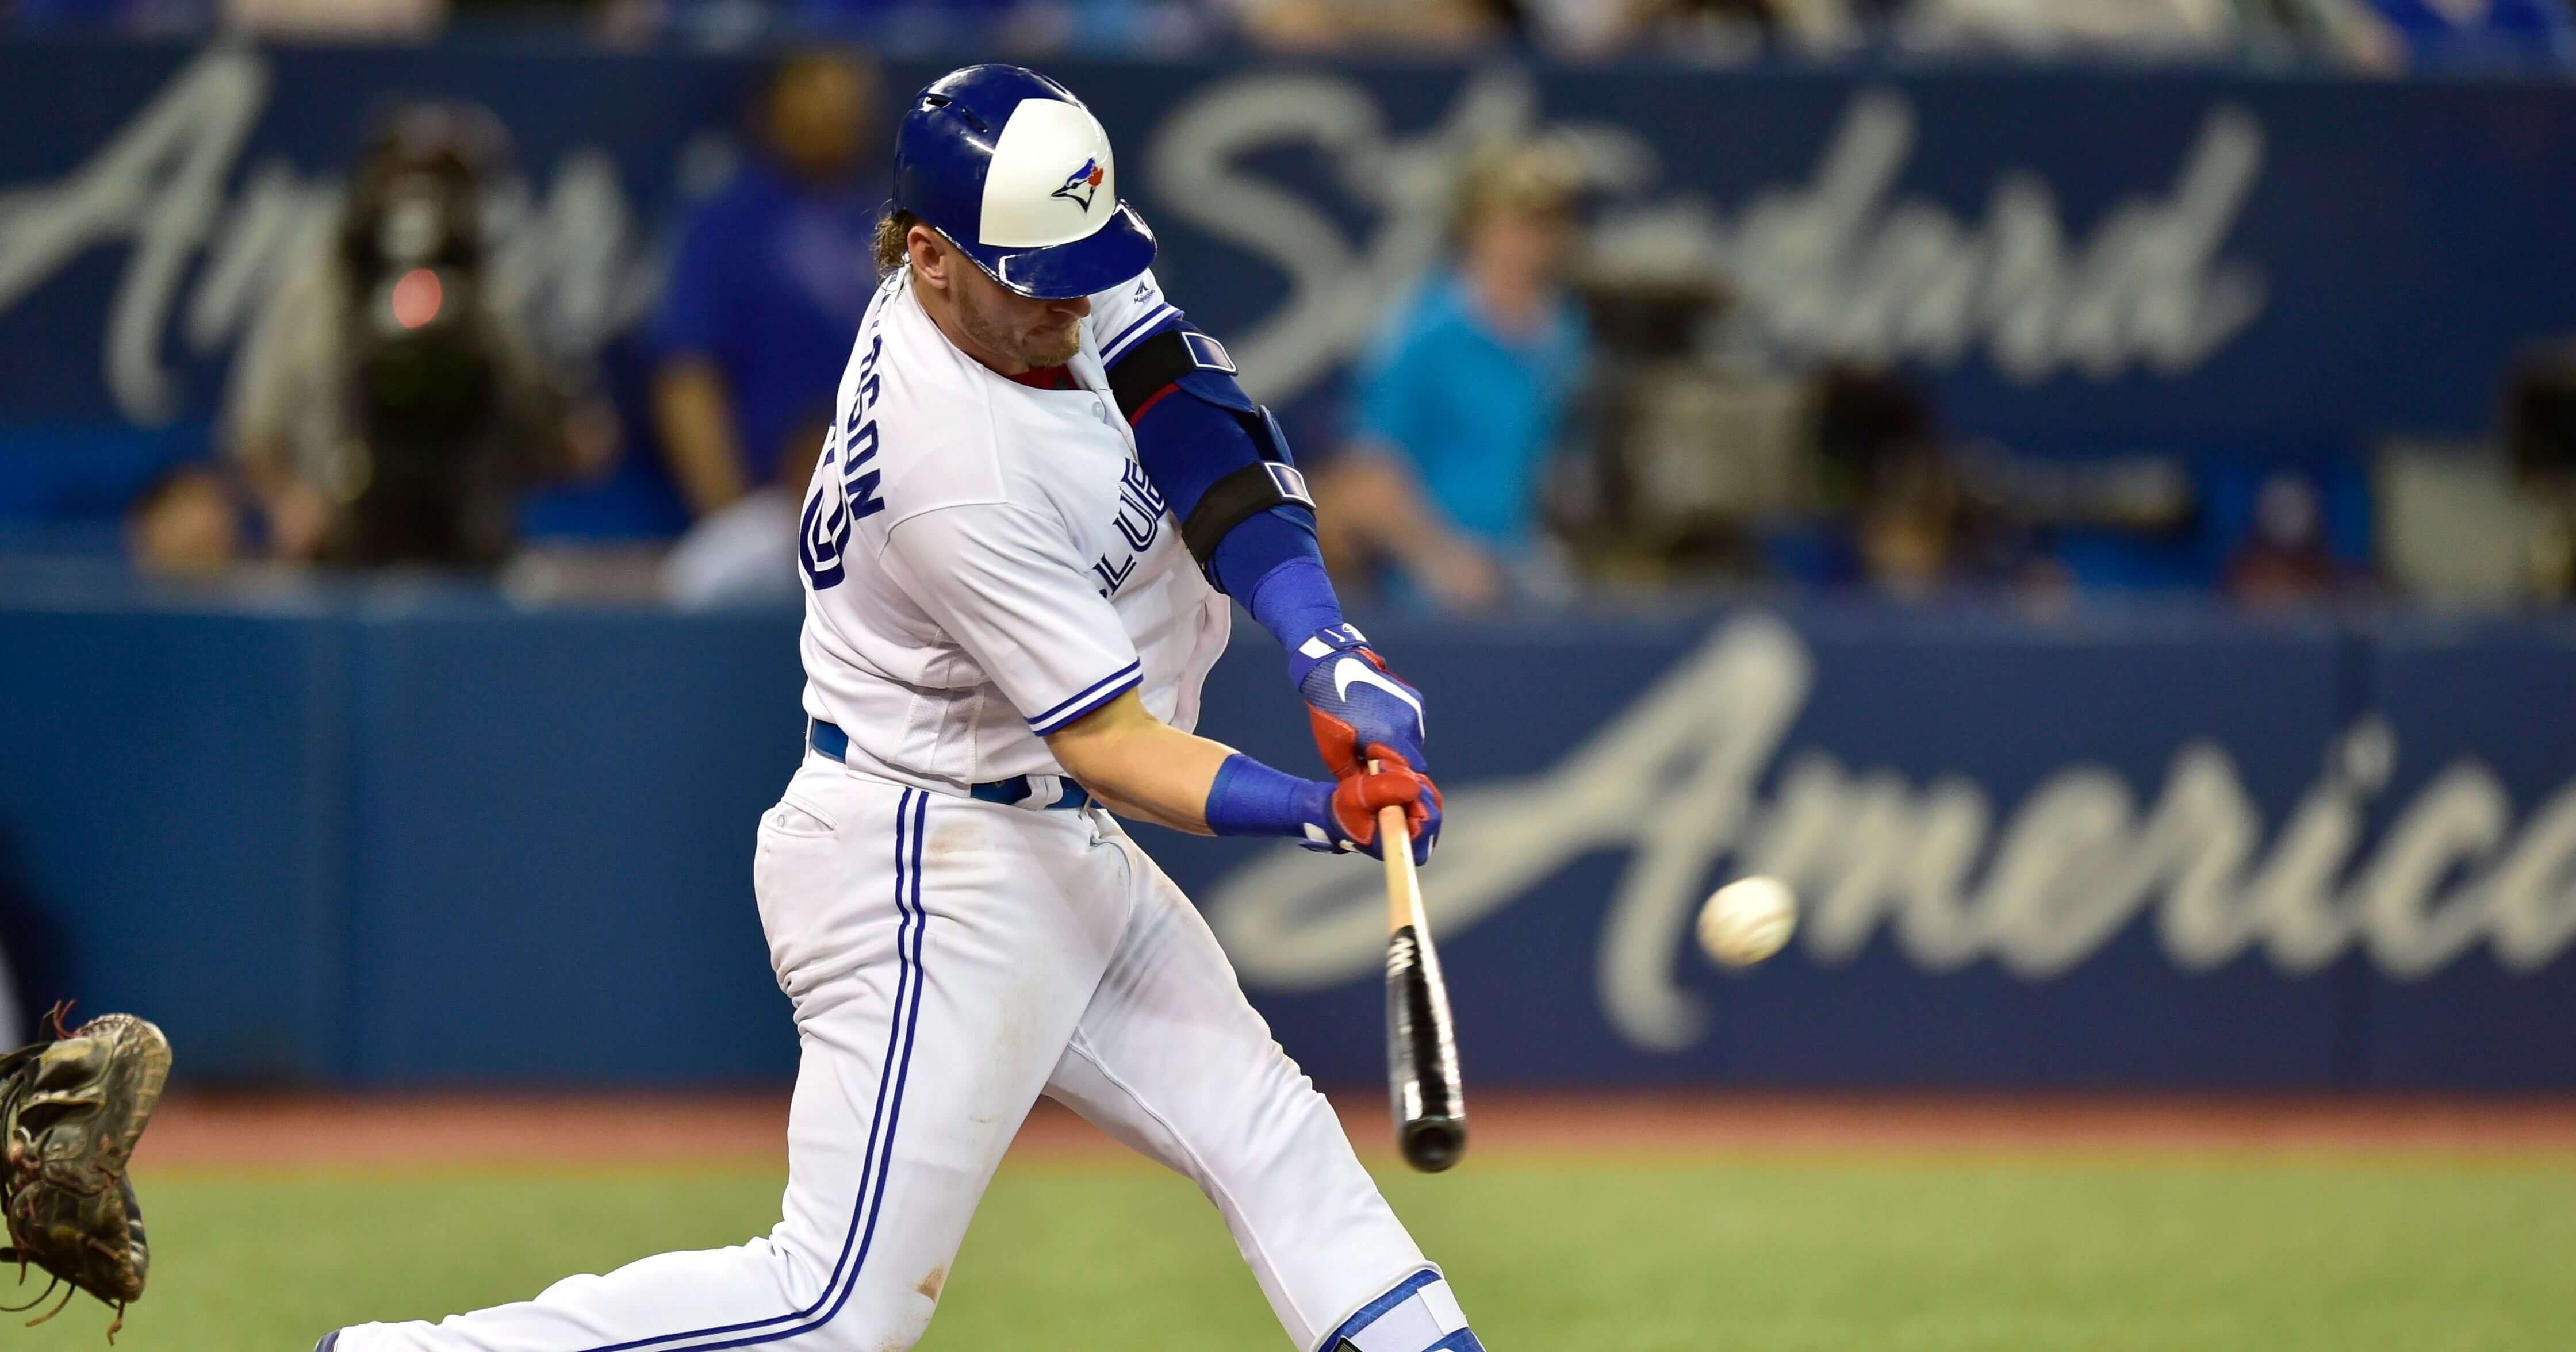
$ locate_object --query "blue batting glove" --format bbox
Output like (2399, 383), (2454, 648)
(1291, 624), (1431, 785)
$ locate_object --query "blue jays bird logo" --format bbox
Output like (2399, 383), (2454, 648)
(1052, 158), (1105, 212)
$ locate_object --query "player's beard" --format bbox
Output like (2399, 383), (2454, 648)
(1021, 320), (1083, 368)
(955, 277), (1084, 370)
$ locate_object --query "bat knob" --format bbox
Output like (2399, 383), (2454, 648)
(1400, 1116), (1467, 1173)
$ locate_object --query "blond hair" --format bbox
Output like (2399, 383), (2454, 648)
(873, 209), (918, 276)
(1453, 138), (1583, 239)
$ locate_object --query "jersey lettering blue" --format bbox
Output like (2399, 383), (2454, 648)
(1094, 459), (1167, 597)
(803, 335), (889, 591)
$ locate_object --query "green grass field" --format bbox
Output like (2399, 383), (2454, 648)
(22, 1155), (2576, 1351)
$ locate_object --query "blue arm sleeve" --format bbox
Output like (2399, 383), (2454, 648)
(1117, 325), (1350, 654)
(1232, 523), (1346, 645)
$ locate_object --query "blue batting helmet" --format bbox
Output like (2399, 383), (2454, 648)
(890, 65), (1156, 301)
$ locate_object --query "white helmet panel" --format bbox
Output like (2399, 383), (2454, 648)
(977, 98), (1118, 251)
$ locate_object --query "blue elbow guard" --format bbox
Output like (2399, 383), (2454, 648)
(1109, 325), (1316, 572)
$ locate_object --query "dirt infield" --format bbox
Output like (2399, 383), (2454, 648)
(137, 1091), (2576, 1169)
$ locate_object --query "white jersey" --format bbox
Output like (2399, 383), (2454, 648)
(791, 265), (1226, 791)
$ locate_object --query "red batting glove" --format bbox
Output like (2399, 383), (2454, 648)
(1327, 760), (1442, 862)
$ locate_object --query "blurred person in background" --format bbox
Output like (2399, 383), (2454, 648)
(10, 0), (442, 36)
(220, 0), (446, 38)
(1227, 0), (1521, 50)
(1574, 0), (1868, 60)
(223, 103), (609, 570)
(1609, 0), (1788, 59)
(650, 48), (884, 605)
(2339, 0), (2575, 67)
(124, 468), (247, 576)
(1853, 444), (1976, 595)
(1895, 0), (2242, 56)
(653, 49), (882, 521)
(1313, 140), (1590, 613)
(1818, 368), (1954, 595)
(1885, 0), (2572, 64)
(788, 0), (1216, 53)
(1776, 366), (2053, 596)
(2224, 468), (2359, 605)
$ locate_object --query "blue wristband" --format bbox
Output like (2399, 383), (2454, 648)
(1203, 752), (1335, 844)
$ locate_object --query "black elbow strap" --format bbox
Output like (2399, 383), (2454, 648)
(1110, 328), (1239, 422)
(1113, 325), (1314, 567)
(1182, 460), (1314, 561)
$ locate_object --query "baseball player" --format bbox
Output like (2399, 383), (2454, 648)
(317, 65), (1483, 1352)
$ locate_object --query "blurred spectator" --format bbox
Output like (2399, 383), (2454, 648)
(1809, 364), (1937, 581)
(2340, 0), (2576, 68)
(1769, 367), (2058, 596)
(125, 468), (246, 576)
(1006, 0), (1226, 51)
(1897, 0), (2241, 57)
(1228, 0), (1515, 51)
(789, 0), (1007, 47)
(20, 0), (446, 36)
(2223, 469), (2353, 604)
(1885, 0), (2573, 65)
(2232, 0), (2399, 65)
(1313, 140), (1591, 613)
(1615, 0), (1784, 60)
(1854, 444), (1969, 594)
(1827, 370), (1995, 593)
(222, 0), (446, 39)
(1558, 0), (1868, 60)
(223, 103), (610, 570)
(651, 49), (884, 525)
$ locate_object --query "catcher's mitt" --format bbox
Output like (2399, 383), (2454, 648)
(0, 1008), (170, 1342)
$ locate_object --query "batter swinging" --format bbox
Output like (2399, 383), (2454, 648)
(319, 65), (1483, 1352)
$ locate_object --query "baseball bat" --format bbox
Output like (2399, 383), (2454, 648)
(1375, 763), (1466, 1173)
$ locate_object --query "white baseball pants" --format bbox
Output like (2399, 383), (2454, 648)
(331, 754), (1478, 1352)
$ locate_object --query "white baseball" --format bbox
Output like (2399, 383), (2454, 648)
(1697, 876), (1797, 967)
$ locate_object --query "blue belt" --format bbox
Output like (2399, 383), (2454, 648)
(807, 719), (1093, 811)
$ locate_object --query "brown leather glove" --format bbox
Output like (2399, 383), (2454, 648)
(0, 1009), (170, 1341)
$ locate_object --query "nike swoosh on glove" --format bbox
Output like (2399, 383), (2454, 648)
(1294, 630), (1429, 782)
(1306, 759), (1441, 865)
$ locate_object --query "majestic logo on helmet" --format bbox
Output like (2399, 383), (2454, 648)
(1052, 158), (1105, 213)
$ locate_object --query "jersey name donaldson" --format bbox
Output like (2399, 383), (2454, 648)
(793, 266), (1229, 790)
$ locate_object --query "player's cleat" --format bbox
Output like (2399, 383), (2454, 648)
(312, 1331), (341, 1352)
